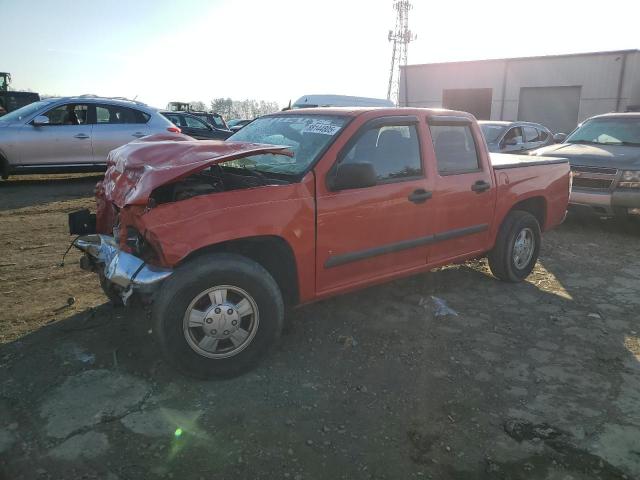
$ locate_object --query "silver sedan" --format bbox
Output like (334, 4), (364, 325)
(479, 121), (557, 154)
(0, 95), (179, 179)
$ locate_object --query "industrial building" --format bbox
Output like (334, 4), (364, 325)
(399, 49), (640, 134)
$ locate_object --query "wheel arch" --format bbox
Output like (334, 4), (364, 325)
(509, 196), (547, 231)
(178, 235), (300, 307)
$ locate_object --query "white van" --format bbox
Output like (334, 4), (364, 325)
(292, 94), (395, 109)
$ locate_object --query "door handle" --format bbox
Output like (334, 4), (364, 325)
(408, 189), (432, 204)
(74, 133), (90, 139)
(471, 180), (491, 193)
(132, 132), (146, 138)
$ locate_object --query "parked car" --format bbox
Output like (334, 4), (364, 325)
(479, 121), (556, 154)
(189, 111), (229, 130)
(227, 118), (251, 132)
(292, 94), (395, 109)
(160, 111), (233, 140)
(531, 112), (640, 219)
(70, 107), (569, 378)
(0, 96), (179, 179)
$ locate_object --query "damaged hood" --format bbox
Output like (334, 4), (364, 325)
(102, 133), (293, 207)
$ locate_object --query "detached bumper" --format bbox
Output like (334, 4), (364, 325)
(74, 234), (173, 304)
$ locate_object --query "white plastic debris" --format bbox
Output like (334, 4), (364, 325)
(431, 296), (459, 317)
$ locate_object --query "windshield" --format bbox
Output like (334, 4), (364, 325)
(566, 118), (640, 146)
(480, 124), (507, 143)
(0, 100), (52, 123)
(227, 114), (348, 175)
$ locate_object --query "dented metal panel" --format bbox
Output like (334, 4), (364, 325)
(102, 133), (293, 207)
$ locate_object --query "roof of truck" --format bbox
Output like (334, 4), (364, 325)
(276, 106), (475, 119)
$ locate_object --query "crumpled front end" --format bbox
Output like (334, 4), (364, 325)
(74, 234), (173, 305)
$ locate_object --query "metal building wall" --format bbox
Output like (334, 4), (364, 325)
(400, 50), (640, 131)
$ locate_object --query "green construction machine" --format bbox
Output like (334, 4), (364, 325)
(0, 72), (40, 116)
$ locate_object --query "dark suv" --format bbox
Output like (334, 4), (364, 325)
(532, 112), (640, 219)
(161, 111), (233, 140)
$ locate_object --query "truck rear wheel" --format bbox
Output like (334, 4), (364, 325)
(488, 210), (541, 282)
(152, 253), (284, 379)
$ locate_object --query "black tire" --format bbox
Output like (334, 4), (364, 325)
(152, 253), (284, 379)
(488, 210), (541, 282)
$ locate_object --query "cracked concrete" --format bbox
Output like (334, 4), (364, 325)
(40, 369), (151, 439)
(49, 431), (109, 461)
(120, 408), (202, 437)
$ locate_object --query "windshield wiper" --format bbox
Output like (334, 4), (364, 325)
(619, 141), (640, 147)
(567, 139), (599, 145)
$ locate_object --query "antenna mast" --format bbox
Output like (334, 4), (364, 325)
(386, 0), (416, 105)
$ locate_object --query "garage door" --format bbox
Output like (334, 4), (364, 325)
(442, 88), (493, 120)
(518, 86), (581, 134)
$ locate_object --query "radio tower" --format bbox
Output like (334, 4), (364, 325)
(386, 0), (416, 105)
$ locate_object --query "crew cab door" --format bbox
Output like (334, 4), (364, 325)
(16, 102), (93, 166)
(91, 104), (151, 163)
(425, 116), (496, 264)
(315, 115), (435, 295)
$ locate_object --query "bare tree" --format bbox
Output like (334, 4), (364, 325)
(190, 100), (207, 111)
(210, 98), (280, 120)
(210, 98), (233, 118)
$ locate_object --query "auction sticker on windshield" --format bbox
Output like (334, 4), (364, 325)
(302, 121), (342, 135)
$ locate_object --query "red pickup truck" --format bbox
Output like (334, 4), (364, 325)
(70, 108), (570, 378)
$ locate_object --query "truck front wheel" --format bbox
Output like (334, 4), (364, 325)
(488, 210), (541, 282)
(152, 253), (284, 379)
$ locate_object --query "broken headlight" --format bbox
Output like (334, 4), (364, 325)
(125, 227), (145, 256)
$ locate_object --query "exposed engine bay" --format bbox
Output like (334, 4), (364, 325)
(150, 165), (290, 205)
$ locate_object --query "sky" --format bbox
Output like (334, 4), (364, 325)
(2, 0), (638, 109)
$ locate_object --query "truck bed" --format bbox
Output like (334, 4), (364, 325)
(491, 152), (568, 170)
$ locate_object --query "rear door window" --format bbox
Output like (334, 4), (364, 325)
(524, 126), (540, 142)
(164, 113), (184, 127)
(184, 115), (210, 130)
(503, 127), (524, 144)
(429, 124), (480, 174)
(538, 129), (549, 142)
(95, 105), (150, 124)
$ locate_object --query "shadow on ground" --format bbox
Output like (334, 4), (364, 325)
(1, 209), (639, 479)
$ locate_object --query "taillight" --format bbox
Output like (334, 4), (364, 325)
(167, 126), (181, 133)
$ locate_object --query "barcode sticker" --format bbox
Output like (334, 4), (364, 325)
(302, 121), (342, 135)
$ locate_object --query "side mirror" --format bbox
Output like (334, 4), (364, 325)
(553, 133), (567, 143)
(329, 162), (377, 191)
(32, 115), (50, 126)
(504, 137), (518, 146)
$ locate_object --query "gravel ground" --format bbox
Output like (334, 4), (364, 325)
(0, 175), (639, 480)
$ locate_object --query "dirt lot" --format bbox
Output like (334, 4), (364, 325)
(1, 174), (639, 480)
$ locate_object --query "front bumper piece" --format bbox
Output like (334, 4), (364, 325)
(570, 188), (640, 217)
(74, 234), (173, 304)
